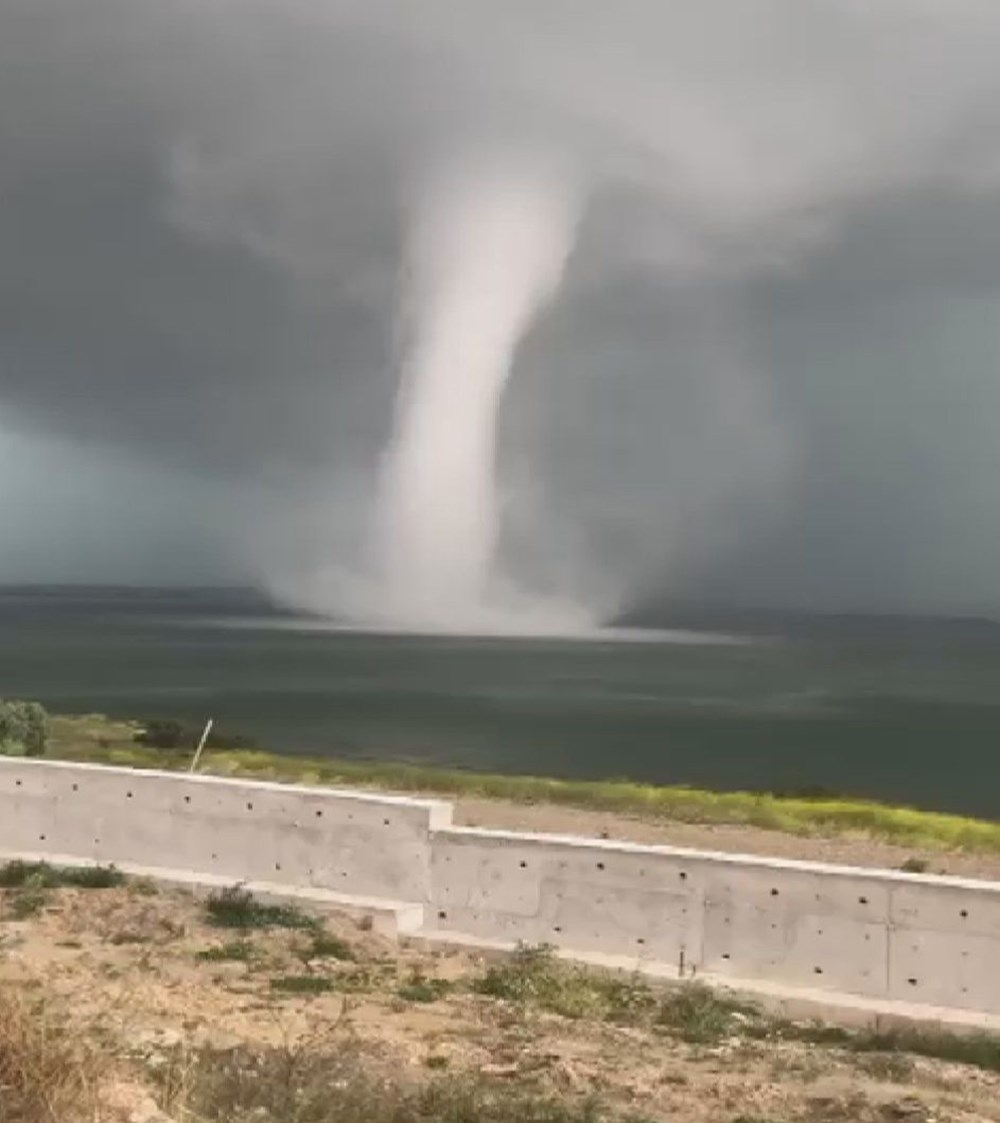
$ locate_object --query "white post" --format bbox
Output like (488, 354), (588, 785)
(189, 718), (214, 773)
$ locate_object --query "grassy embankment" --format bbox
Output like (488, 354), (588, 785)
(45, 713), (1000, 856)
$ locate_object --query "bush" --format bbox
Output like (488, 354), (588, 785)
(0, 700), (49, 757)
(135, 720), (257, 752)
(205, 886), (320, 932)
(134, 719), (191, 750)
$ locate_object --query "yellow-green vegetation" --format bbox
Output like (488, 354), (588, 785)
(45, 711), (1000, 855)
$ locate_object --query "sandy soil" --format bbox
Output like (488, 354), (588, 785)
(2, 882), (999, 1123)
(452, 797), (1000, 882)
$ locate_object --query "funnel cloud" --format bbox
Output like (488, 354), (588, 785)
(375, 159), (579, 629)
(4, 1), (1000, 624)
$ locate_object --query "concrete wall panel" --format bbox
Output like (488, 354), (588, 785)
(0, 758), (449, 901)
(4, 759), (1000, 1018)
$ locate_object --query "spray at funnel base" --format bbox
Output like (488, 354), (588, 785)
(374, 158), (581, 630)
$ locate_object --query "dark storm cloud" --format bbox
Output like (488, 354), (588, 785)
(4, 0), (1000, 612)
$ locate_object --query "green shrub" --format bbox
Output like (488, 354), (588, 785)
(135, 720), (257, 752)
(134, 720), (191, 750)
(0, 861), (124, 890)
(0, 700), (49, 757)
(204, 886), (320, 932)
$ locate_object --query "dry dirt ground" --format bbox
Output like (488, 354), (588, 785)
(2, 880), (999, 1123)
(452, 797), (1000, 882)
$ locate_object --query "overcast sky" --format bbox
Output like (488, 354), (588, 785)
(4, 0), (1000, 617)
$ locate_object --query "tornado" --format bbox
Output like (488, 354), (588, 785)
(376, 158), (578, 629)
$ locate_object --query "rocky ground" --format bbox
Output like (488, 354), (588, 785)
(1, 872), (999, 1123)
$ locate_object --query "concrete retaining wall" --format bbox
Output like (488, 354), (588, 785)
(0, 757), (450, 902)
(428, 827), (1000, 1015)
(2, 758), (999, 1020)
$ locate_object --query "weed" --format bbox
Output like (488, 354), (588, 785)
(197, 940), (257, 963)
(300, 931), (356, 961)
(7, 883), (50, 919)
(205, 886), (320, 931)
(855, 1051), (916, 1082)
(425, 1055), (449, 1070)
(475, 945), (654, 1022)
(397, 969), (452, 1004)
(770, 1018), (1000, 1075)
(161, 1040), (613, 1123)
(270, 975), (335, 995)
(656, 983), (759, 1044)
(109, 931), (150, 946)
(0, 989), (109, 1122)
(900, 857), (930, 874)
(0, 860), (124, 890)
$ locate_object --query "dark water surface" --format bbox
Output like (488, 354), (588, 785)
(1, 587), (998, 818)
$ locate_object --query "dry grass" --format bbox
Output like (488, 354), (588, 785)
(0, 988), (109, 1123)
(158, 1036), (625, 1123)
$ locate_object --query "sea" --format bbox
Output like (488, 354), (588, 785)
(1, 585), (998, 819)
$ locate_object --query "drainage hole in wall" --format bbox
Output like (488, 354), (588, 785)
(865, 934), (871, 941)
(383, 819), (390, 827)
(553, 926), (562, 934)
(274, 863), (281, 872)
(596, 862), (605, 871)
(519, 861), (527, 869)
(817, 929), (824, 936)
(907, 978), (918, 987)
(858, 896), (868, 905)
(437, 911), (447, 920)
(72, 784), (78, 793)
(960, 909), (969, 919)
(184, 796), (191, 804)
(246, 802), (253, 811)
(770, 888), (779, 897)
(721, 953), (730, 960)
(38, 835), (46, 842)
(679, 871), (688, 881)
(636, 937), (645, 946)
(211, 853), (217, 861)
(315, 810), (323, 818)
(813, 967), (823, 975)
(93, 839), (100, 846)
(126, 792), (133, 799)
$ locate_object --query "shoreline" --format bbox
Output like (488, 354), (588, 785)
(46, 713), (1000, 880)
